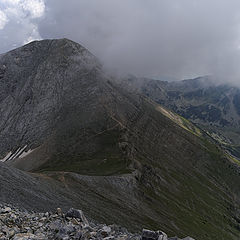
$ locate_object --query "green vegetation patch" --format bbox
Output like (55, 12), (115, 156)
(37, 128), (131, 176)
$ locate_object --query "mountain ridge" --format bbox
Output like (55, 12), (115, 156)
(0, 39), (240, 239)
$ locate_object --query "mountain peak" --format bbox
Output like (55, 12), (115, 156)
(24, 38), (83, 49)
(1, 38), (98, 68)
(1, 38), (102, 81)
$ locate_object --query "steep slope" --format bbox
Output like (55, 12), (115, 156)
(0, 39), (240, 240)
(0, 162), (83, 212)
(0, 38), (106, 167)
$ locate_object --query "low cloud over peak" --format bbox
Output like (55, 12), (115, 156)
(1, 0), (240, 85)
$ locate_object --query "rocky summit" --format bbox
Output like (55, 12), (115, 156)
(0, 204), (194, 240)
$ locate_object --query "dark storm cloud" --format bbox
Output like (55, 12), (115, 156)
(2, 0), (240, 84)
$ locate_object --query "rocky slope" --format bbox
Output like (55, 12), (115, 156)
(0, 39), (240, 239)
(0, 163), (194, 239)
(0, 204), (195, 240)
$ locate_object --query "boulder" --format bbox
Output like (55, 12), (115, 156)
(141, 229), (167, 240)
(65, 208), (89, 226)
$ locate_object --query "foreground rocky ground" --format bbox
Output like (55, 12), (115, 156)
(0, 204), (195, 240)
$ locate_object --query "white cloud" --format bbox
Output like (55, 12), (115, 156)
(2, 0), (45, 19)
(2, 0), (21, 5)
(0, 10), (8, 29)
(37, 0), (240, 85)
(0, 0), (45, 52)
(1, 0), (240, 85)
(23, 24), (41, 44)
(20, 0), (45, 19)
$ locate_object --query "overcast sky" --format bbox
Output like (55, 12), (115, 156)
(1, 0), (240, 83)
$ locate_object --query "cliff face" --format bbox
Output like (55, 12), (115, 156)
(0, 39), (240, 240)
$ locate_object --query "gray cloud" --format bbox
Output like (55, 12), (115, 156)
(2, 0), (240, 84)
(0, 0), (45, 52)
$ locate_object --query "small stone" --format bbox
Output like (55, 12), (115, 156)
(13, 233), (38, 240)
(158, 231), (168, 240)
(1, 207), (11, 213)
(7, 229), (15, 238)
(101, 226), (112, 238)
(70, 218), (79, 225)
(38, 222), (43, 227)
(90, 231), (97, 238)
(56, 208), (62, 216)
(44, 212), (49, 217)
(116, 235), (129, 240)
(102, 226), (111, 234)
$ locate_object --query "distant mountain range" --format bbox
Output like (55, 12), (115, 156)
(119, 75), (240, 159)
(0, 39), (240, 240)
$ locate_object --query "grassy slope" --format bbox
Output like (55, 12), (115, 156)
(134, 102), (239, 239)
(126, 102), (240, 239)
(137, 140), (240, 239)
(32, 94), (240, 239)
(38, 127), (130, 175)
